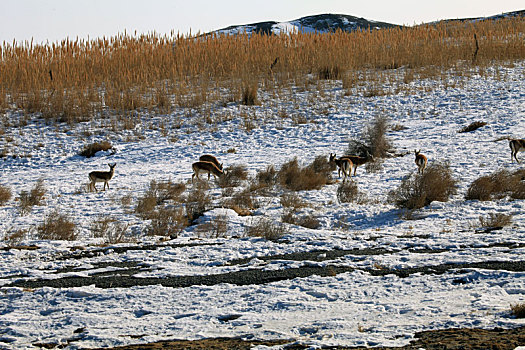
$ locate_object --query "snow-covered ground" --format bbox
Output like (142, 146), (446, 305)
(0, 62), (524, 349)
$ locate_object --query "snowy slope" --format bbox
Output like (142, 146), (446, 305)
(0, 62), (524, 348)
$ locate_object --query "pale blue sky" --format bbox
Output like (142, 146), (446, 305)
(1, 0), (523, 43)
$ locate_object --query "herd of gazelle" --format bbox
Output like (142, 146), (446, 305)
(87, 139), (525, 191)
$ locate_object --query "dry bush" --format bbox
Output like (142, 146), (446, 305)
(280, 192), (308, 210)
(252, 165), (278, 190)
(318, 65), (341, 80)
(37, 210), (77, 241)
(511, 303), (525, 318)
(185, 183), (212, 223)
(389, 163), (458, 210)
(245, 217), (288, 241)
(363, 115), (392, 159)
(0, 184), (12, 205)
(218, 164), (248, 188)
(479, 213), (513, 228)
(91, 216), (130, 243)
(281, 210), (320, 229)
(79, 141), (113, 158)
(465, 169), (524, 201)
(146, 206), (188, 238)
(241, 84), (258, 106)
(337, 181), (359, 203)
(459, 121), (487, 133)
(195, 214), (229, 238)
(18, 178), (46, 214)
(222, 188), (259, 215)
(135, 179), (186, 219)
(277, 158), (330, 191)
(3, 228), (28, 245)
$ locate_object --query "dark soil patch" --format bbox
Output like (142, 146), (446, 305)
(84, 326), (525, 349)
(8, 260), (525, 289)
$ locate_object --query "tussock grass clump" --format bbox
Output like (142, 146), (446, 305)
(459, 121), (487, 133)
(241, 84), (258, 106)
(0, 184), (12, 205)
(79, 141), (113, 158)
(222, 188), (258, 216)
(280, 192), (308, 211)
(18, 178), (46, 214)
(281, 211), (321, 229)
(277, 157), (331, 191)
(511, 303), (525, 318)
(318, 65), (341, 80)
(185, 183), (212, 223)
(389, 163), (458, 210)
(146, 206), (188, 238)
(479, 213), (513, 229)
(37, 210), (77, 241)
(245, 217), (288, 241)
(363, 115), (392, 159)
(465, 169), (525, 201)
(91, 216), (130, 243)
(135, 180), (186, 219)
(218, 165), (248, 188)
(251, 165), (278, 191)
(337, 181), (359, 203)
(3, 228), (28, 245)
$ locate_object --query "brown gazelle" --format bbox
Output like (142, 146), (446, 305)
(89, 163), (116, 192)
(509, 139), (525, 163)
(341, 151), (374, 176)
(329, 153), (353, 183)
(414, 150), (428, 174)
(192, 161), (224, 182)
(199, 154), (223, 171)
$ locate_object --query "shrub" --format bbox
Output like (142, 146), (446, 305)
(19, 178), (46, 214)
(241, 84), (258, 106)
(79, 141), (113, 158)
(364, 115), (392, 159)
(277, 158), (330, 191)
(281, 210), (320, 229)
(511, 303), (525, 318)
(280, 192), (308, 210)
(318, 65), (341, 80)
(91, 216), (130, 243)
(0, 184), (12, 205)
(37, 210), (77, 241)
(458, 121), (487, 133)
(185, 183), (212, 223)
(251, 165), (278, 191)
(389, 163), (458, 210)
(337, 181), (359, 203)
(479, 213), (513, 228)
(245, 217), (288, 241)
(3, 228), (27, 245)
(146, 206), (188, 238)
(218, 164), (248, 188)
(135, 179), (186, 219)
(466, 169), (524, 201)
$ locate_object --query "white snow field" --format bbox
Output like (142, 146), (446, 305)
(0, 61), (524, 349)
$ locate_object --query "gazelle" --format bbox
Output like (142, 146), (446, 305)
(199, 154), (223, 171)
(89, 163), (116, 192)
(510, 139), (525, 163)
(341, 151), (374, 176)
(414, 150), (428, 174)
(192, 161), (224, 182)
(329, 153), (353, 183)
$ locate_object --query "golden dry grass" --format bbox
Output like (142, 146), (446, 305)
(1, 18), (524, 120)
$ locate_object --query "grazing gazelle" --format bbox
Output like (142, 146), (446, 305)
(329, 153), (353, 183)
(414, 150), (428, 174)
(510, 139), (525, 163)
(89, 163), (116, 192)
(341, 151), (374, 176)
(199, 154), (223, 171)
(192, 161), (224, 182)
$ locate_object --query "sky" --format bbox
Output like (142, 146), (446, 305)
(0, 0), (523, 44)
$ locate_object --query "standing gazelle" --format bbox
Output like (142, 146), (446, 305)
(329, 153), (353, 183)
(89, 163), (116, 192)
(192, 161), (224, 183)
(199, 154), (223, 171)
(510, 139), (525, 163)
(414, 150), (428, 174)
(341, 151), (374, 176)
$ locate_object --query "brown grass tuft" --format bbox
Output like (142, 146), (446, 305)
(277, 158), (331, 191)
(465, 169), (524, 201)
(479, 213), (513, 229)
(337, 181), (359, 203)
(511, 303), (525, 318)
(0, 184), (12, 205)
(245, 217), (288, 241)
(18, 178), (46, 214)
(37, 210), (77, 241)
(389, 163), (458, 210)
(79, 141), (113, 158)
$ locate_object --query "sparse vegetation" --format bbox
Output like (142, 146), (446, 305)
(459, 121), (487, 133)
(218, 164), (248, 188)
(91, 216), (130, 243)
(18, 178), (46, 214)
(510, 303), (525, 318)
(389, 163), (458, 210)
(79, 141), (113, 158)
(245, 217), (288, 241)
(479, 213), (513, 229)
(337, 181), (359, 203)
(0, 184), (12, 205)
(465, 169), (525, 201)
(277, 157), (331, 191)
(37, 210), (77, 241)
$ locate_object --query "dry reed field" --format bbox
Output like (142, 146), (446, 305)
(1, 17), (524, 125)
